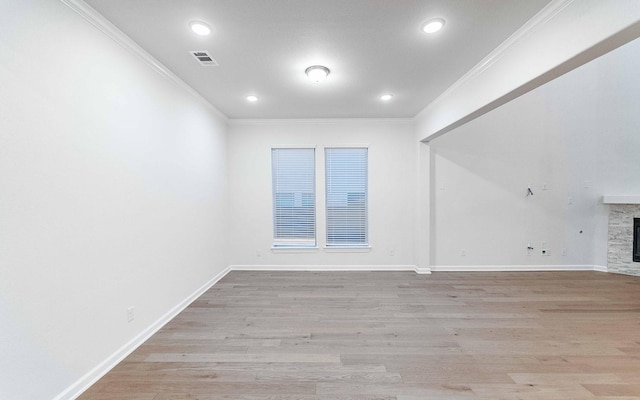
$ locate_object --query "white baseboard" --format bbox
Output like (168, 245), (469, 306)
(230, 264), (421, 272)
(414, 266), (432, 274)
(431, 264), (605, 272)
(55, 266), (232, 400)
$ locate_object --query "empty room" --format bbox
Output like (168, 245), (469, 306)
(3, 0), (640, 399)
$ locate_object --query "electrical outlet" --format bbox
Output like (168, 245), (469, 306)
(542, 182), (548, 190)
(561, 247), (567, 256)
(389, 249), (395, 256)
(568, 197), (573, 205)
(256, 249), (261, 257)
(526, 243), (533, 256)
(127, 306), (135, 323)
(460, 249), (466, 257)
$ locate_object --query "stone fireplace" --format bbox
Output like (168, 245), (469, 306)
(606, 198), (640, 276)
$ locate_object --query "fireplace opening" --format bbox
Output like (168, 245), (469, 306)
(634, 218), (640, 262)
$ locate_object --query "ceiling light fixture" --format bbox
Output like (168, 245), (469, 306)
(305, 65), (330, 83)
(189, 21), (212, 36)
(380, 94), (393, 101)
(246, 95), (258, 102)
(422, 18), (445, 34)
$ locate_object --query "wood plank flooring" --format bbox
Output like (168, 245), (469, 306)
(79, 271), (640, 399)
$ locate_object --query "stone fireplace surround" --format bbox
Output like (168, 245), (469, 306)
(605, 196), (640, 276)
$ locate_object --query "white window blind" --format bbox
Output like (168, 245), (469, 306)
(325, 147), (368, 246)
(271, 148), (316, 247)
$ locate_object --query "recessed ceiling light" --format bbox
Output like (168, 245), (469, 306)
(246, 95), (258, 102)
(380, 94), (393, 101)
(305, 65), (330, 83)
(189, 21), (211, 36)
(422, 18), (445, 34)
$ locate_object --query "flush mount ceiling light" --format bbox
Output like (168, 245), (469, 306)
(189, 21), (212, 36)
(422, 18), (445, 34)
(305, 65), (330, 83)
(380, 94), (393, 101)
(246, 95), (258, 102)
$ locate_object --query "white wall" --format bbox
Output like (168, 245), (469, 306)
(0, 1), (228, 399)
(227, 119), (417, 268)
(428, 37), (640, 268)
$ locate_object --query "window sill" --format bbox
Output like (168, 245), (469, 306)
(271, 246), (319, 253)
(324, 246), (372, 253)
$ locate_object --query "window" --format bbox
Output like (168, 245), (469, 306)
(325, 147), (368, 246)
(271, 148), (316, 247)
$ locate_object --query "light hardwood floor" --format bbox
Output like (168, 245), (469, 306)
(79, 271), (640, 399)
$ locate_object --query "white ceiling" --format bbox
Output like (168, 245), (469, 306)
(84, 0), (550, 119)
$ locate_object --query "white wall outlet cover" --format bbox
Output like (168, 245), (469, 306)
(126, 307), (135, 322)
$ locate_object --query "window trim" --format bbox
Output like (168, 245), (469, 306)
(271, 246), (320, 253)
(323, 246), (372, 253)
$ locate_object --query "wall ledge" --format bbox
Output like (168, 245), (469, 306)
(603, 195), (640, 204)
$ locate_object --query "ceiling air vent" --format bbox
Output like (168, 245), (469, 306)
(190, 51), (218, 67)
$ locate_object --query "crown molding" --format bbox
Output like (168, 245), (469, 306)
(60, 0), (227, 121)
(416, 0), (575, 116)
